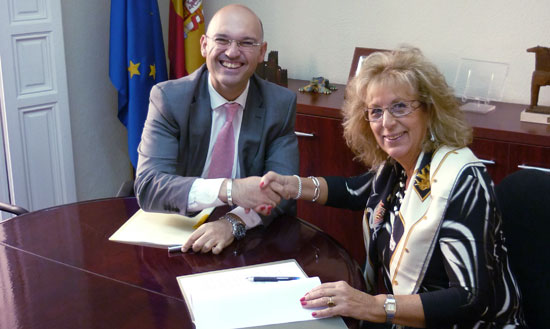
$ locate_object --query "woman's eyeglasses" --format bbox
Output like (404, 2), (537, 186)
(363, 100), (423, 122)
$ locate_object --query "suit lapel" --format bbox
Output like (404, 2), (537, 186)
(239, 77), (265, 177)
(187, 71), (212, 175)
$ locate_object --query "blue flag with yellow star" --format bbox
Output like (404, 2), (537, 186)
(109, 0), (167, 168)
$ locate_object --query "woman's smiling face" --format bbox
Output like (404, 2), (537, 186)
(366, 82), (429, 172)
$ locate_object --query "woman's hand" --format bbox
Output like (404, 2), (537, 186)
(300, 281), (378, 321)
(302, 282), (426, 327)
(219, 177), (279, 216)
(232, 176), (281, 208)
(260, 171), (299, 200)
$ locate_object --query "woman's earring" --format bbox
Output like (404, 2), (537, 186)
(430, 130), (435, 142)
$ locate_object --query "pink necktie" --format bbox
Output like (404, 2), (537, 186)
(207, 102), (240, 178)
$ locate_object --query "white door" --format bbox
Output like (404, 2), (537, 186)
(0, 0), (76, 219)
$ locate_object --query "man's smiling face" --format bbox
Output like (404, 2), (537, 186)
(200, 5), (266, 101)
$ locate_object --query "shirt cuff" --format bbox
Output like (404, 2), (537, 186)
(230, 207), (262, 229)
(188, 178), (225, 212)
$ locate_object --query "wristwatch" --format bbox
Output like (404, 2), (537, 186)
(383, 294), (396, 324)
(222, 214), (246, 240)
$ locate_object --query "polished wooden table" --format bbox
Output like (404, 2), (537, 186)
(0, 197), (366, 329)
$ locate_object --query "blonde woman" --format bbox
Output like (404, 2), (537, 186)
(260, 47), (525, 329)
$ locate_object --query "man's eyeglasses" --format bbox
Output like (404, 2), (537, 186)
(363, 100), (423, 122)
(206, 36), (262, 50)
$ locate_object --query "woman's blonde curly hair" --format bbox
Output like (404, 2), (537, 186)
(342, 46), (472, 168)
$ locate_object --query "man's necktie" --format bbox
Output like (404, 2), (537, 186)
(207, 102), (240, 178)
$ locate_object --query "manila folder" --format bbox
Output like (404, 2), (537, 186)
(109, 207), (214, 248)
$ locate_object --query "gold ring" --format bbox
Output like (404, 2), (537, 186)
(327, 296), (336, 307)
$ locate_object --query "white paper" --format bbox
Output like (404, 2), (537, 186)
(195, 277), (321, 329)
(177, 260), (325, 329)
(108, 207), (214, 247)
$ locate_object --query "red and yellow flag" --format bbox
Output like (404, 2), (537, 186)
(168, 0), (205, 79)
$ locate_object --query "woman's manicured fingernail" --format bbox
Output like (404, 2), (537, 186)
(312, 312), (317, 317)
(260, 182), (264, 187)
(300, 297), (305, 302)
(301, 300), (307, 305)
(260, 206), (265, 210)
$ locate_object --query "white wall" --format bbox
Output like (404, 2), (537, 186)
(60, 0), (170, 201)
(60, 1), (549, 201)
(204, 0), (550, 106)
(61, 0), (131, 200)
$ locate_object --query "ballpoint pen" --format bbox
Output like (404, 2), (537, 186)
(247, 276), (300, 282)
(168, 245), (184, 254)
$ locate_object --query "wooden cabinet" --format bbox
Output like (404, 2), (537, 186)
(465, 101), (550, 183)
(295, 113), (367, 263)
(288, 79), (550, 264)
(290, 80), (367, 264)
(471, 138), (550, 183)
(508, 143), (550, 174)
(469, 138), (510, 183)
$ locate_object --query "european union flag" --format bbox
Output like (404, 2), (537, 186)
(109, 0), (167, 168)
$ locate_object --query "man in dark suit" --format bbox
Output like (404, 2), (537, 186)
(135, 4), (298, 254)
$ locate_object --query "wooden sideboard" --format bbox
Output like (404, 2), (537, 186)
(288, 78), (550, 264)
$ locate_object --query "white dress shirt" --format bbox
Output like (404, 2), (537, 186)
(186, 74), (262, 228)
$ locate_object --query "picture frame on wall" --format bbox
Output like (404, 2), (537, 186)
(348, 47), (388, 81)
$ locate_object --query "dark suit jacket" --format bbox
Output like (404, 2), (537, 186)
(135, 65), (299, 225)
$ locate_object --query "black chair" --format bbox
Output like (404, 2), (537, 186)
(496, 169), (550, 328)
(0, 201), (29, 216)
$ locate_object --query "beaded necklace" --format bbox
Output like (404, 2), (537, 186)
(389, 169), (407, 251)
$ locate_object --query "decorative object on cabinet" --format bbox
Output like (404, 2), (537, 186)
(453, 58), (509, 114)
(520, 108), (550, 124)
(348, 47), (389, 80)
(255, 51), (288, 87)
(520, 46), (550, 124)
(298, 77), (337, 94)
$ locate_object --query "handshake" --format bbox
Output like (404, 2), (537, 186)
(220, 171), (313, 216)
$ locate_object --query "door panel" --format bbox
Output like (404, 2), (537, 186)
(470, 138), (509, 184)
(508, 144), (550, 174)
(0, 0), (76, 211)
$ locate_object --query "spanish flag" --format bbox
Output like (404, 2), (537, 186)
(169, 0), (205, 79)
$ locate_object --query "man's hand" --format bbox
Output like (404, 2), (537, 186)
(260, 171), (298, 200)
(181, 218), (234, 254)
(219, 177), (281, 214)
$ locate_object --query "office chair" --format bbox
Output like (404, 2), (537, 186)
(0, 201), (29, 216)
(116, 179), (135, 197)
(496, 169), (550, 328)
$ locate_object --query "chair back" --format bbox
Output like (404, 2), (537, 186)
(496, 169), (550, 328)
(0, 201), (29, 220)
